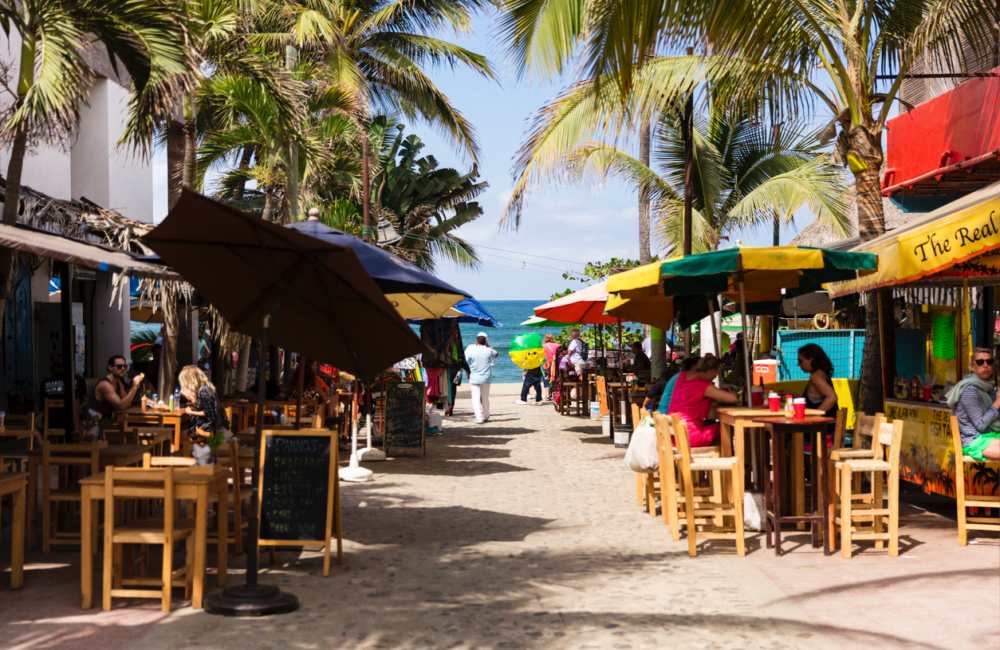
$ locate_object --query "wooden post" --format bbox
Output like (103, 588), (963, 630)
(58, 262), (78, 438)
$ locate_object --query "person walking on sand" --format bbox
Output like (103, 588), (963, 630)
(465, 332), (498, 424)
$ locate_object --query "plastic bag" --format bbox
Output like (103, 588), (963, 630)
(624, 416), (659, 472)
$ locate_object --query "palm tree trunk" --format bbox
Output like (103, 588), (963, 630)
(361, 134), (372, 240)
(851, 126), (888, 414)
(261, 190), (276, 222)
(0, 126), (29, 343)
(639, 115), (666, 378)
(166, 119), (185, 209)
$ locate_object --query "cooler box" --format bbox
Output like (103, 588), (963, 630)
(752, 359), (778, 385)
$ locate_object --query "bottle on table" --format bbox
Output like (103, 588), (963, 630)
(784, 394), (794, 418)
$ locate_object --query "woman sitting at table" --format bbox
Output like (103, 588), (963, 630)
(796, 344), (837, 416)
(667, 355), (739, 447)
(179, 365), (226, 464)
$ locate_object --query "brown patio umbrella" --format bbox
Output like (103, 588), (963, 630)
(144, 189), (425, 616)
(144, 190), (423, 380)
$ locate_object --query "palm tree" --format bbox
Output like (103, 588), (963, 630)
(0, 0), (190, 331)
(309, 121), (486, 271)
(569, 108), (848, 254)
(692, 0), (995, 412)
(374, 129), (485, 270)
(253, 0), (495, 231)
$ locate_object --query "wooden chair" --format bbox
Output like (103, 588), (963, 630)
(653, 413), (725, 541)
(210, 441), (253, 555)
(558, 370), (585, 416)
(41, 441), (107, 551)
(102, 467), (194, 612)
(630, 404), (658, 516)
(666, 414), (745, 556)
(1, 413), (37, 450)
(835, 418), (904, 557)
(950, 416), (1000, 545)
(43, 399), (68, 442)
(827, 412), (884, 548)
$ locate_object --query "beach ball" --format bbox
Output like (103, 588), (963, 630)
(509, 332), (545, 370)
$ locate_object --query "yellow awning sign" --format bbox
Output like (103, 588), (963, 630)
(828, 183), (1000, 297)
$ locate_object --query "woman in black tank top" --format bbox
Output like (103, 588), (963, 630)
(797, 344), (838, 417)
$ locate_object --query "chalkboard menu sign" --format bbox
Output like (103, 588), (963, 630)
(384, 381), (425, 457)
(258, 429), (342, 575)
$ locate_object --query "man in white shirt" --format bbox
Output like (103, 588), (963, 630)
(464, 332), (498, 423)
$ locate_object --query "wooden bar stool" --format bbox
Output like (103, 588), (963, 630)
(950, 416), (1000, 545)
(653, 413), (722, 541)
(834, 418), (904, 557)
(665, 414), (745, 556)
(102, 467), (194, 611)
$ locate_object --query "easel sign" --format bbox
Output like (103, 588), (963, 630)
(383, 381), (425, 457)
(258, 428), (343, 576)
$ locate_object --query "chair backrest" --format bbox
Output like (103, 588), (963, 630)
(877, 418), (905, 469)
(43, 399), (66, 438)
(4, 412), (36, 431)
(651, 411), (677, 475)
(594, 375), (609, 416)
(831, 408), (848, 449)
(105, 467), (177, 535)
(142, 453), (197, 468)
(851, 412), (885, 450)
(42, 441), (107, 473)
(949, 415), (964, 459)
(215, 440), (246, 487)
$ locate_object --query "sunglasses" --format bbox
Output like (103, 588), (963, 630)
(113, 363), (129, 369)
(974, 358), (995, 367)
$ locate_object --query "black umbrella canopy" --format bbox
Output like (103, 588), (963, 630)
(144, 190), (423, 380)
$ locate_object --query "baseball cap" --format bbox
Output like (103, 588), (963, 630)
(477, 331), (488, 338)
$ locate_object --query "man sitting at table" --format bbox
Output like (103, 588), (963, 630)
(626, 341), (651, 384)
(94, 354), (144, 418)
(946, 347), (1000, 461)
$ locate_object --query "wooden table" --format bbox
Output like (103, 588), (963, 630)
(125, 408), (184, 451)
(79, 465), (228, 609)
(753, 416), (836, 556)
(0, 472), (26, 589)
(719, 407), (825, 491)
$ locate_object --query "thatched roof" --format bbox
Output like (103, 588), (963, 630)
(0, 176), (154, 256)
(790, 187), (908, 249)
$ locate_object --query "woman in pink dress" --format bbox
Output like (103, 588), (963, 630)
(667, 355), (739, 447)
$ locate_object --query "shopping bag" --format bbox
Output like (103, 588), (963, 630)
(624, 416), (659, 472)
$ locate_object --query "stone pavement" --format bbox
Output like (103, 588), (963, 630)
(2, 383), (998, 649)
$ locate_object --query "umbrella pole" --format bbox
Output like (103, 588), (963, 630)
(341, 380), (374, 481)
(707, 295), (721, 357)
(739, 281), (753, 407)
(617, 319), (623, 375)
(295, 355), (305, 429)
(206, 314), (299, 616)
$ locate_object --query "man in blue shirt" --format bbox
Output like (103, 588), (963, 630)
(465, 332), (499, 424)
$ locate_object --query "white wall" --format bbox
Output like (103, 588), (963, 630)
(0, 32), (153, 222)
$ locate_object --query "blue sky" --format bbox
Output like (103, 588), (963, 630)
(154, 9), (817, 301)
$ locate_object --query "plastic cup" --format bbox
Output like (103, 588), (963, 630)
(768, 394), (780, 412)
(792, 398), (806, 420)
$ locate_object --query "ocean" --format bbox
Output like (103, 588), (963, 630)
(457, 300), (563, 383)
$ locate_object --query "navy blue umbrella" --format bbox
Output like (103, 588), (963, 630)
(288, 218), (468, 319)
(448, 297), (501, 327)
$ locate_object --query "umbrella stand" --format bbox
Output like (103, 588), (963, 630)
(341, 380), (374, 481)
(738, 281), (754, 407)
(357, 381), (385, 462)
(206, 314), (299, 616)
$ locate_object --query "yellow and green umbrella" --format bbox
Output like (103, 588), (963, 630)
(607, 246), (877, 402)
